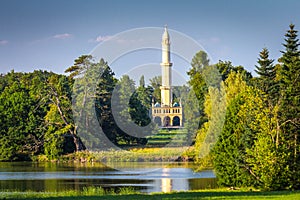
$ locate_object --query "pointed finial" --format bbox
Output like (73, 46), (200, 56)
(164, 25), (168, 34)
(163, 24), (169, 40)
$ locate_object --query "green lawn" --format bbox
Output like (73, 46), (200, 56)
(2, 189), (300, 200)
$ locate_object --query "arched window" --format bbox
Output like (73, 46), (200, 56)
(163, 116), (171, 127)
(172, 116), (180, 126)
(154, 116), (162, 126)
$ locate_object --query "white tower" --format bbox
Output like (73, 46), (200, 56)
(160, 26), (172, 107)
(152, 26), (183, 128)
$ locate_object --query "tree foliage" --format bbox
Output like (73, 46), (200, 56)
(211, 24), (300, 190)
(276, 23), (300, 189)
(212, 72), (259, 187)
(0, 70), (78, 161)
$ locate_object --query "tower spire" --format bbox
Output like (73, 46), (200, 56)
(160, 26), (172, 107)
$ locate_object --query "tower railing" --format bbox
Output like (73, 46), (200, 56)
(152, 107), (182, 114)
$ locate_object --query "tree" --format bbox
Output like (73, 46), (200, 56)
(0, 81), (32, 160)
(129, 84), (153, 127)
(246, 109), (291, 190)
(139, 75), (145, 87)
(43, 74), (82, 159)
(183, 89), (201, 143)
(127, 75), (153, 144)
(187, 51), (210, 132)
(212, 72), (258, 187)
(216, 60), (252, 83)
(149, 76), (161, 103)
(115, 75), (136, 119)
(194, 85), (226, 169)
(188, 51), (210, 76)
(277, 23), (300, 189)
(95, 59), (119, 145)
(65, 55), (94, 78)
(65, 55), (102, 150)
(112, 75), (140, 144)
(254, 48), (277, 98)
(0, 70), (51, 160)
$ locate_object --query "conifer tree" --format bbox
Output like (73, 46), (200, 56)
(95, 59), (118, 145)
(277, 24), (300, 189)
(255, 48), (276, 96)
(187, 51), (210, 131)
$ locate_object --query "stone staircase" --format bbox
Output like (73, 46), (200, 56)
(146, 128), (188, 147)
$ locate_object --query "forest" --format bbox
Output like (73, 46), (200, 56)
(0, 24), (299, 190)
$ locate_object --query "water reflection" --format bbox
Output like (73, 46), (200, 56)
(0, 162), (217, 193)
(161, 168), (171, 192)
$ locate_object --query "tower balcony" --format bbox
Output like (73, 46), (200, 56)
(152, 106), (182, 115)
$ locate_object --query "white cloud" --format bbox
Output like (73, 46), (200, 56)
(96, 35), (113, 42)
(53, 33), (72, 39)
(0, 40), (8, 45)
(89, 35), (113, 43)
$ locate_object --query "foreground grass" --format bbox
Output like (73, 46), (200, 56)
(1, 188), (300, 200)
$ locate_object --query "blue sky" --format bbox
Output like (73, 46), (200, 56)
(1, 0), (300, 78)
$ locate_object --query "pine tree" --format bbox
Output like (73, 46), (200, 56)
(255, 48), (276, 96)
(95, 59), (119, 145)
(278, 23), (300, 189)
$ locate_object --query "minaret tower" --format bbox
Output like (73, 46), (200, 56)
(152, 26), (183, 128)
(160, 26), (172, 107)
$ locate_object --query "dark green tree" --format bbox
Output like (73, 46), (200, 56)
(65, 55), (104, 150)
(149, 76), (161, 103)
(65, 55), (94, 78)
(277, 23), (300, 189)
(0, 70), (52, 160)
(95, 59), (119, 145)
(0, 81), (32, 160)
(112, 75), (143, 145)
(254, 48), (277, 97)
(129, 84), (153, 127)
(216, 60), (252, 82)
(187, 51), (210, 131)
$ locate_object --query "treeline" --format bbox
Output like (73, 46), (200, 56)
(0, 56), (162, 161)
(191, 24), (300, 190)
(0, 70), (80, 160)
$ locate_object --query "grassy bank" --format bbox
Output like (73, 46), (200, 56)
(38, 147), (192, 163)
(93, 147), (189, 162)
(1, 187), (300, 200)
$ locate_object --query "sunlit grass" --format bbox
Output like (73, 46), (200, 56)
(90, 147), (189, 162)
(1, 187), (300, 200)
(0, 186), (138, 199)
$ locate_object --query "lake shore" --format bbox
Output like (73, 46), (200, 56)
(35, 147), (196, 163)
(2, 188), (300, 200)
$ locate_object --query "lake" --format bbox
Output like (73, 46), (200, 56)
(0, 162), (217, 193)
